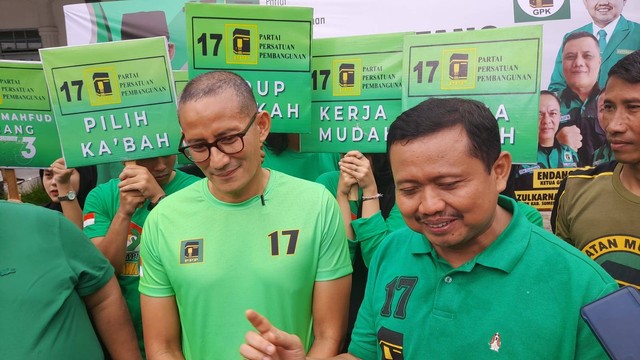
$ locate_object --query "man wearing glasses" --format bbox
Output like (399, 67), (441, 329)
(138, 71), (352, 359)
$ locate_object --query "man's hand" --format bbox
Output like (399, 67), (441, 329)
(117, 164), (165, 216)
(240, 310), (307, 360)
(117, 189), (147, 217)
(556, 125), (583, 152)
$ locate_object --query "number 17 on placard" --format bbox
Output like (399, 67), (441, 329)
(412, 60), (439, 85)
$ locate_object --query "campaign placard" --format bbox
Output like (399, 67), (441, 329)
(403, 25), (542, 164)
(186, 3), (312, 133)
(0, 61), (62, 168)
(300, 33), (408, 153)
(173, 70), (189, 100)
(64, 0), (228, 71)
(40, 37), (181, 167)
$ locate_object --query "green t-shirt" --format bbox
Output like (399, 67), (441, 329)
(263, 147), (340, 181)
(83, 169), (199, 356)
(0, 201), (113, 360)
(139, 171), (352, 359)
(349, 195), (617, 359)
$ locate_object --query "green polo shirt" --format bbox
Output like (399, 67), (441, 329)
(349, 195), (617, 359)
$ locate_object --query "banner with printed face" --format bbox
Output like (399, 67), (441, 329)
(403, 25), (542, 164)
(0, 61), (62, 168)
(64, 0), (640, 209)
(299, 33), (408, 153)
(173, 70), (189, 100)
(64, 0), (232, 71)
(40, 37), (181, 167)
(258, 0), (640, 209)
(186, 3), (313, 133)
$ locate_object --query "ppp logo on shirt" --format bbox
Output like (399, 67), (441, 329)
(513, 0), (571, 23)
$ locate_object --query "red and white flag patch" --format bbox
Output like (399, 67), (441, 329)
(83, 213), (95, 228)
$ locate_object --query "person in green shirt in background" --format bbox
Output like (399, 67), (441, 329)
(83, 155), (200, 358)
(316, 150), (405, 353)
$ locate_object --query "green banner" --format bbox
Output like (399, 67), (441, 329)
(403, 25), (542, 164)
(172, 70), (191, 165)
(186, 3), (313, 133)
(300, 33), (408, 153)
(173, 70), (189, 100)
(0, 61), (62, 168)
(40, 37), (181, 167)
(89, 0), (224, 70)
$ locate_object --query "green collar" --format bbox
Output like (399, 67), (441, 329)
(410, 195), (531, 274)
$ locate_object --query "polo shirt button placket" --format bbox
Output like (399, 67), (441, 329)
(444, 275), (453, 284)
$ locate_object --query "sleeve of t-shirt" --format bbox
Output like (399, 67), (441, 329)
(83, 183), (115, 239)
(57, 213), (114, 297)
(352, 211), (388, 268)
(551, 178), (572, 242)
(314, 171), (339, 196)
(316, 188), (353, 282)
(138, 209), (175, 297)
(348, 243), (383, 358)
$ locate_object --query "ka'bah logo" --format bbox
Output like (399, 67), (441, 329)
(378, 327), (404, 360)
(449, 53), (469, 80)
(180, 238), (204, 264)
(225, 24), (258, 65)
(441, 49), (476, 90)
(83, 66), (121, 106)
(514, 0), (570, 22)
(332, 59), (362, 97)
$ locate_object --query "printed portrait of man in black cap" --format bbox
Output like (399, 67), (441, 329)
(120, 11), (175, 60)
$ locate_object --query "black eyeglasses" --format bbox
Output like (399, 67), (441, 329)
(178, 112), (258, 163)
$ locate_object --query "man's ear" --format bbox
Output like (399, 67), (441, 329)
(167, 42), (176, 60)
(492, 151), (512, 194)
(256, 111), (271, 142)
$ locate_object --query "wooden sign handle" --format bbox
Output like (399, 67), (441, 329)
(1, 169), (20, 201)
